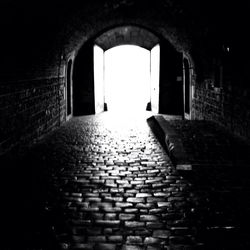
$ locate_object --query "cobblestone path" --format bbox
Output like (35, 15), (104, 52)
(29, 113), (199, 250)
(2, 112), (250, 250)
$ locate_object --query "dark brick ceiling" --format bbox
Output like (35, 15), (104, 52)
(0, 0), (249, 79)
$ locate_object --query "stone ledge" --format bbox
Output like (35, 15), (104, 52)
(147, 115), (192, 170)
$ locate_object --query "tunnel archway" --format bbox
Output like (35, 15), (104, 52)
(73, 25), (184, 116)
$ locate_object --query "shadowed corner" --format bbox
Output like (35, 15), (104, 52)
(1, 145), (61, 250)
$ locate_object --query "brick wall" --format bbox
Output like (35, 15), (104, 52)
(0, 76), (66, 155)
(193, 82), (250, 141)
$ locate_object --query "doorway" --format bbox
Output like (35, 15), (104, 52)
(93, 44), (160, 114)
(66, 59), (73, 118)
(183, 58), (191, 118)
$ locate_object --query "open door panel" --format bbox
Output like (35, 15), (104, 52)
(150, 44), (160, 114)
(94, 45), (105, 114)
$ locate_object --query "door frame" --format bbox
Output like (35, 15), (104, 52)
(94, 44), (105, 114)
(66, 52), (75, 120)
(183, 56), (193, 119)
(150, 44), (160, 114)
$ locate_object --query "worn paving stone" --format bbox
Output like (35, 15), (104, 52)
(125, 221), (145, 228)
(108, 235), (123, 243)
(121, 245), (144, 250)
(140, 215), (159, 221)
(119, 213), (136, 221)
(94, 243), (117, 250)
(126, 235), (143, 244)
(144, 237), (165, 245)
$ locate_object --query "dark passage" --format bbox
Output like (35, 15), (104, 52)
(1, 1), (250, 250)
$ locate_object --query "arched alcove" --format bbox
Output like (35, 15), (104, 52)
(66, 59), (73, 118)
(102, 45), (151, 113)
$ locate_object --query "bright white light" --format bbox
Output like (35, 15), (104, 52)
(104, 45), (150, 114)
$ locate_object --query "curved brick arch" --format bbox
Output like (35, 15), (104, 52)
(1, 0), (249, 157)
(59, 2), (192, 58)
(94, 25), (160, 51)
(73, 24), (184, 116)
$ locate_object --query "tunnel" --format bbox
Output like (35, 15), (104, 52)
(1, 0), (249, 153)
(1, 1), (250, 249)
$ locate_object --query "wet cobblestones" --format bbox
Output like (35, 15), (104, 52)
(2, 112), (250, 249)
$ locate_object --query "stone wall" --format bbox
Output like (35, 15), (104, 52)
(0, 77), (66, 155)
(193, 82), (250, 141)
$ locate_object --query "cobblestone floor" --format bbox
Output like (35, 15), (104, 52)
(2, 112), (250, 250)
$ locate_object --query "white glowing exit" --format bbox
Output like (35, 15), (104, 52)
(104, 45), (150, 113)
(93, 44), (160, 114)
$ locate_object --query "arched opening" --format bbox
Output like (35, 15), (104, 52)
(183, 58), (191, 118)
(66, 59), (73, 118)
(104, 45), (151, 113)
(73, 25), (183, 117)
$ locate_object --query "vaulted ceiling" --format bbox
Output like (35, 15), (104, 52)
(0, 0), (249, 79)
